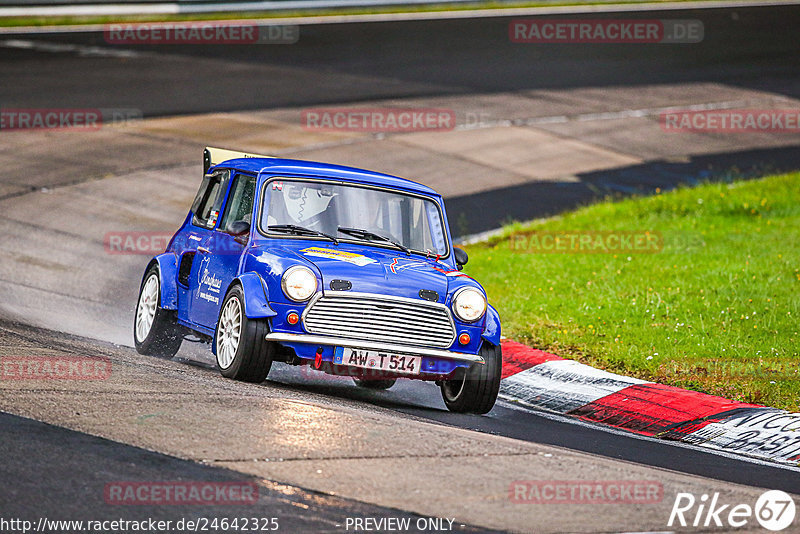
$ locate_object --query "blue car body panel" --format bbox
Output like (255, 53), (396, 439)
(149, 253), (178, 310)
(218, 158), (440, 197)
(150, 157), (501, 379)
(482, 304), (502, 346)
(237, 272), (277, 319)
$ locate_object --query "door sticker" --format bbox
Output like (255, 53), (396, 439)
(196, 255), (222, 305)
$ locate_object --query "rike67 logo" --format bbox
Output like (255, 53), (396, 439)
(668, 490), (796, 531)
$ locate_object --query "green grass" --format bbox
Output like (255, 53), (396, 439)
(463, 172), (800, 411)
(0, 0), (726, 28)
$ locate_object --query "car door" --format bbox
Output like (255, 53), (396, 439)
(176, 169), (231, 324)
(188, 172), (257, 329)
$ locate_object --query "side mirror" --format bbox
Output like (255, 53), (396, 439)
(454, 247), (468, 270)
(228, 221), (251, 244)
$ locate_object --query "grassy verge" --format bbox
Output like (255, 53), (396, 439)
(463, 172), (800, 411)
(0, 0), (726, 28)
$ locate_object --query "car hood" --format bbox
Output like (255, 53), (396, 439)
(290, 242), (455, 303)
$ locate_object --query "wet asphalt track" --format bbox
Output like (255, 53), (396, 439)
(2, 318), (799, 530)
(1, 412), (495, 533)
(264, 363), (800, 494)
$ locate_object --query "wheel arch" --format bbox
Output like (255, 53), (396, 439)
(233, 272), (277, 320)
(144, 254), (178, 310)
(481, 304), (501, 347)
(212, 273), (276, 356)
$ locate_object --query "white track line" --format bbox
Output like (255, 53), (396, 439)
(0, 38), (141, 58)
(1, 0), (799, 32)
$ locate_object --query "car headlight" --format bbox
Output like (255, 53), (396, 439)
(281, 266), (318, 302)
(452, 287), (487, 322)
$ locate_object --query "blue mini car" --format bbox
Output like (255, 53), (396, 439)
(134, 147), (502, 413)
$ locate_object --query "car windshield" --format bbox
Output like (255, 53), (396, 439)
(260, 179), (448, 256)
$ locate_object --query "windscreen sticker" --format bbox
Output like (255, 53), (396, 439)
(301, 247), (376, 267)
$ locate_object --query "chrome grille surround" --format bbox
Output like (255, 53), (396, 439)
(301, 291), (456, 348)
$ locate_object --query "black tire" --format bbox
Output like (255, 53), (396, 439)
(134, 264), (183, 358)
(353, 378), (397, 390)
(440, 342), (502, 414)
(215, 285), (273, 383)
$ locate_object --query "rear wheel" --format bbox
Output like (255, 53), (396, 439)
(440, 342), (502, 414)
(215, 285), (273, 383)
(353, 378), (396, 390)
(134, 265), (183, 358)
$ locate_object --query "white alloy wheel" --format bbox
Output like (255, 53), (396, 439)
(135, 274), (159, 343)
(216, 296), (242, 369)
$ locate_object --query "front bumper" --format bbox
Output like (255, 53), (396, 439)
(265, 332), (485, 364)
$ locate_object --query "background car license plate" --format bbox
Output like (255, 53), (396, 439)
(334, 347), (421, 375)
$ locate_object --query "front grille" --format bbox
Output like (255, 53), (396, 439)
(302, 292), (456, 348)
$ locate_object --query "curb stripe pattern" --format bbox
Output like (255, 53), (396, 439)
(498, 340), (800, 467)
(571, 383), (761, 435)
(499, 340), (563, 378)
(500, 359), (647, 413)
(683, 410), (800, 464)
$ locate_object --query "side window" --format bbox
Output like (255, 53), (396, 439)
(191, 170), (230, 229)
(219, 174), (256, 232)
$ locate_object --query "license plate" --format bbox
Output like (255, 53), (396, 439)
(334, 347), (421, 375)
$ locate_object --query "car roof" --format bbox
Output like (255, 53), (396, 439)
(213, 157), (439, 197)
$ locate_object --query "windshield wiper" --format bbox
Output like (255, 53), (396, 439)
(268, 224), (339, 244)
(338, 226), (411, 256)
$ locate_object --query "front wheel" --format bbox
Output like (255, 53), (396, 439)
(134, 265), (183, 358)
(440, 342), (502, 414)
(215, 285), (273, 383)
